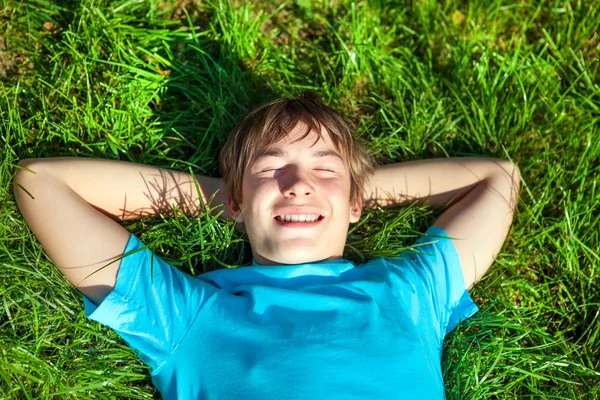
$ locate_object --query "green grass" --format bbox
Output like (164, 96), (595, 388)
(1, 0), (599, 398)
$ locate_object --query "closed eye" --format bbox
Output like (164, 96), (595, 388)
(259, 168), (285, 173)
(315, 168), (335, 172)
(259, 168), (334, 173)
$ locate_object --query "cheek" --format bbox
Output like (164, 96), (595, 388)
(243, 178), (278, 211)
(243, 176), (268, 197)
(253, 178), (279, 195)
(322, 178), (351, 198)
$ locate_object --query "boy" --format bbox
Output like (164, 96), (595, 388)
(14, 92), (520, 399)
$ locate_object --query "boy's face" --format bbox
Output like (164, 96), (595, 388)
(228, 122), (362, 265)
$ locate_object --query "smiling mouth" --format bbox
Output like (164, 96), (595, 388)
(274, 215), (325, 224)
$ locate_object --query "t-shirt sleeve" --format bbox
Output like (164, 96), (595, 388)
(388, 225), (479, 339)
(82, 233), (218, 373)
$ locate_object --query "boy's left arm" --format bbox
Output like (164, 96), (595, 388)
(364, 157), (521, 290)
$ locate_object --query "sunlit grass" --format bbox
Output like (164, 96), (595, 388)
(1, 0), (599, 398)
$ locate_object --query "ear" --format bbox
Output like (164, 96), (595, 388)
(349, 197), (363, 223)
(227, 195), (244, 223)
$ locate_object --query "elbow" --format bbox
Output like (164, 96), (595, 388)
(488, 159), (521, 209)
(507, 160), (521, 192)
(17, 158), (42, 168)
(507, 159), (521, 178)
(15, 158), (44, 177)
(494, 159), (521, 188)
(14, 159), (44, 199)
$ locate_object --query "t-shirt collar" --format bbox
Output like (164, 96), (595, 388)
(251, 258), (350, 268)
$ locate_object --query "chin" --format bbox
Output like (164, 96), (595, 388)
(274, 245), (330, 265)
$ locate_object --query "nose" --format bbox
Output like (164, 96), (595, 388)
(279, 166), (314, 197)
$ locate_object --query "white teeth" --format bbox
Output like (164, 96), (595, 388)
(277, 214), (321, 222)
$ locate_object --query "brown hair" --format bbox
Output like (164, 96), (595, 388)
(219, 91), (374, 208)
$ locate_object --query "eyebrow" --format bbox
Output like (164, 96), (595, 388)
(254, 148), (343, 162)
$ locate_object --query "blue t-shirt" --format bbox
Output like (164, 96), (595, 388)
(83, 226), (478, 399)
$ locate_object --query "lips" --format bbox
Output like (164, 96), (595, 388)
(274, 215), (325, 228)
(273, 208), (326, 227)
(275, 214), (324, 222)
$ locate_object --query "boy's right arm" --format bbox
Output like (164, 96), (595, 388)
(13, 157), (226, 306)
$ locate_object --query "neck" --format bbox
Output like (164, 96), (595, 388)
(252, 252), (344, 266)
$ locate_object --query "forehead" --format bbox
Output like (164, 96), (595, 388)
(271, 122), (339, 153)
(278, 122), (334, 146)
(253, 123), (342, 162)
